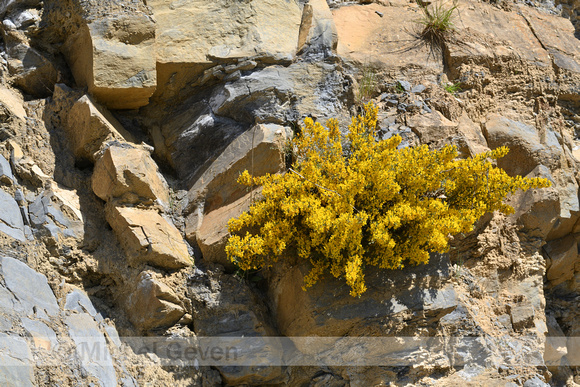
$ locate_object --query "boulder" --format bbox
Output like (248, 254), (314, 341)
(125, 271), (185, 331)
(406, 110), (458, 145)
(509, 304), (535, 331)
(186, 122), (289, 216)
(0, 333), (35, 386)
(509, 165), (560, 240)
(445, 2), (550, 71)
(268, 253), (457, 337)
(543, 234), (579, 286)
(62, 10), (157, 109)
(54, 85), (135, 164)
(65, 313), (118, 387)
(105, 205), (192, 270)
(297, 0), (338, 57)
(483, 114), (561, 177)
(92, 144), (170, 207)
(193, 190), (257, 269)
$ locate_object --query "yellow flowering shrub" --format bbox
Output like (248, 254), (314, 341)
(225, 103), (550, 297)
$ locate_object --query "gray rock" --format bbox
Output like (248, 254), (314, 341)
(509, 304), (535, 331)
(411, 84), (427, 93)
(0, 284), (17, 315)
(0, 333), (35, 386)
(65, 288), (98, 317)
(0, 256), (59, 317)
(397, 80), (412, 92)
(523, 376), (549, 387)
(0, 188), (24, 241)
(0, 154), (14, 183)
(65, 313), (117, 387)
(21, 317), (58, 350)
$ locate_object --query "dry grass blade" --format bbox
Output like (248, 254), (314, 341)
(416, 0), (458, 48)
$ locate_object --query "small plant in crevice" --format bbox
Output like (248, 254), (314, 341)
(444, 81), (462, 94)
(356, 65), (379, 107)
(416, 0), (458, 50)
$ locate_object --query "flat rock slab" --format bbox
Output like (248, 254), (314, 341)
(150, 0), (301, 65)
(125, 271), (185, 331)
(92, 144), (170, 206)
(520, 6), (580, 73)
(65, 313), (117, 387)
(450, 1), (550, 67)
(333, 4), (444, 72)
(0, 256), (59, 317)
(0, 333), (35, 386)
(105, 205), (192, 269)
(0, 188), (24, 241)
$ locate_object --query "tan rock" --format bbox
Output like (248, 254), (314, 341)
(520, 6), (580, 73)
(407, 110), (458, 145)
(194, 190), (258, 269)
(64, 93), (135, 164)
(333, 4), (444, 72)
(298, 0), (338, 55)
(543, 234), (579, 286)
(0, 86), (26, 121)
(92, 144), (170, 206)
(448, 2), (550, 68)
(106, 205), (192, 270)
(150, 0), (301, 65)
(483, 114), (562, 177)
(125, 271), (185, 331)
(63, 13), (157, 109)
(186, 123), (290, 215)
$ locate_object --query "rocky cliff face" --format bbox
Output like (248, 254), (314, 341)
(0, 0), (579, 385)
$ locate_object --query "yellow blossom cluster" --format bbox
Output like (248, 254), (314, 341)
(225, 103), (551, 297)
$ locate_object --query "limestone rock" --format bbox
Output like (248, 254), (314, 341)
(406, 110), (458, 145)
(333, 4), (444, 72)
(63, 11), (156, 109)
(298, 0), (338, 57)
(268, 253), (456, 337)
(186, 122), (289, 216)
(543, 234), (579, 286)
(65, 313), (118, 387)
(509, 304), (535, 331)
(153, 61), (350, 183)
(0, 256), (59, 317)
(0, 333), (35, 387)
(105, 205), (192, 269)
(21, 317), (58, 351)
(521, 7), (580, 74)
(54, 85), (135, 164)
(509, 165), (560, 240)
(125, 271), (185, 331)
(92, 144), (170, 207)
(483, 114), (561, 177)
(150, 0), (301, 96)
(0, 188), (25, 241)
(194, 191), (257, 269)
